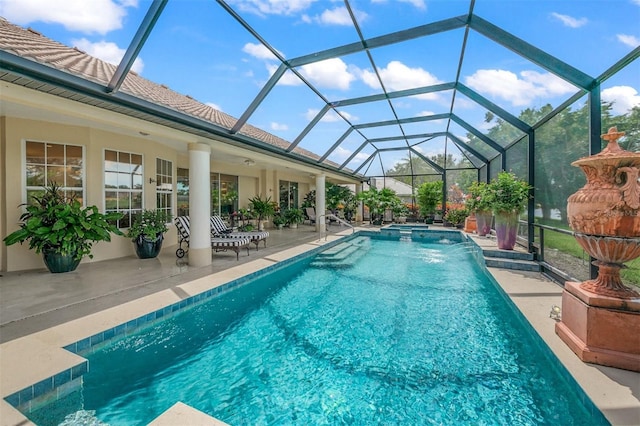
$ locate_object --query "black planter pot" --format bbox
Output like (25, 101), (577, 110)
(42, 250), (81, 273)
(134, 234), (164, 259)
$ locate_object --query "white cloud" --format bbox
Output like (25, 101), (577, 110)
(304, 108), (357, 122)
(230, 0), (314, 16)
(271, 122), (288, 131)
(617, 34), (640, 48)
(1, 0), (136, 35)
(550, 12), (587, 28)
(206, 102), (222, 112)
(303, 6), (368, 26)
(416, 110), (436, 117)
(299, 58), (356, 90)
(267, 64), (302, 85)
(464, 69), (575, 107)
(242, 42), (281, 60)
(333, 146), (370, 163)
(362, 61), (442, 100)
(601, 85), (640, 114)
(73, 38), (144, 73)
(400, 0), (426, 10)
(371, 0), (426, 9)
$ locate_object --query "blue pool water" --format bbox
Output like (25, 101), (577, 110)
(28, 235), (606, 425)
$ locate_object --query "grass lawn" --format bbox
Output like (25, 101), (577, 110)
(535, 219), (640, 287)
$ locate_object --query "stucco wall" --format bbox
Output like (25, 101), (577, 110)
(1, 116), (321, 272)
(1, 117), (182, 271)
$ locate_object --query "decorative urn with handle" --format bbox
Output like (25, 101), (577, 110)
(566, 127), (640, 298)
(557, 126), (640, 372)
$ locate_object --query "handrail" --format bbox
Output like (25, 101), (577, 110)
(532, 222), (575, 236)
(317, 214), (355, 241)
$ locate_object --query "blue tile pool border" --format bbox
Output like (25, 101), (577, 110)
(4, 230), (609, 424)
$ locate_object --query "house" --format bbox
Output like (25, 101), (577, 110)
(0, 18), (358, 272)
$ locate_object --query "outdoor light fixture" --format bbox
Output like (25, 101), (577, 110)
(549, 305), (561, 321)
(149, 178), (156, 184)
(244, 159), (255, 166)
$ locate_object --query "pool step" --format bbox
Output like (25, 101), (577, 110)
(311, 237), (369, 268)
(483, 249), (540, 272)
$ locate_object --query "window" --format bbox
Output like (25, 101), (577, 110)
(177, 170), (238, 217)
(212, 173), (238, 217)
(104, 150), (143, 228)
(25, 141), (84, 204)
(155, 158), (173, 218)
(279, 180), (299, 209)
(177, 168), (189, 217)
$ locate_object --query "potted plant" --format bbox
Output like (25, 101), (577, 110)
(392, 202), (409, 223)
(443, 207), (469, 228)
(3, 182), (123, 273)
(248, 195), (276, 230)
(357, 187), (402, 225)
(465, 181), (493, 236)
(486, 171), (532, 250)
(272, 212), (286, 229)
(416, 180), (443, 224)
(284, 208), (304, 228)
(126, 209), (171, 259)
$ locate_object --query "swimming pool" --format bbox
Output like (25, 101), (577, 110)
(23, 233), (606, 425)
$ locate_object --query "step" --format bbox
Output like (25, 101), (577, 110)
(315, 244), (360, 262)
(484, 256), (541, 272)
(482, 249), (535, 261)
(311, 237), (368, 268)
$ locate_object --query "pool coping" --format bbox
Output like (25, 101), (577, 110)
(1, 228), (638, 425)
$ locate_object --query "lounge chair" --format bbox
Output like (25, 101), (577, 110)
(210, 215), (269, 250)
(174, 216), (250, 260)
(304, 207), (316, 224)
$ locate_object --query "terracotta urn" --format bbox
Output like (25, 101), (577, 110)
(566, 127), (640, 298)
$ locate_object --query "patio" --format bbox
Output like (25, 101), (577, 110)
(0, 223), (344, 343)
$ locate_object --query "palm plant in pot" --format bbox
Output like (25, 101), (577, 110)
(486, 171), (532, 250)
(126, 209), (171, 259)
(248, 195), (276, 230)
(3, 182), (123, 273)
(416, 180), (443, 224)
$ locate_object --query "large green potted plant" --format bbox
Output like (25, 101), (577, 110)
(248, 195), (276, 230)
(465, 181), (493, 236)
(126, 209), (171, 259)
(416, 180), (443, 223)
(357, 187), (402, 225)
(486, 171), (532, 250)
(283, 208), (304, 228)
(272, 211), (286, 229)
(3, 183), (123, 273)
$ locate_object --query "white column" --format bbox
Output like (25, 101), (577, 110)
(188, 143), (211, 267)
(315, 174), (326, 233)
(355, 182), (363, 224)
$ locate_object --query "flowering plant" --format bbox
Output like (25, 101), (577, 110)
(444, 207), (468, 225)
(465, 181), (492, 213)
(486, 171), (532, 215)
(126, 209), (171, 241)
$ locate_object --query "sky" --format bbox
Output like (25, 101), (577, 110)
(1, 0), (639, 174)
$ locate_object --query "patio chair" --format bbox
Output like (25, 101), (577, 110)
(174, 216), (250, 260)
(304, 207), (316, 224)
(210, 215), (269, 250)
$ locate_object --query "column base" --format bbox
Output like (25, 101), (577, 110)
(188, 247), (212, 267)
(555, 281), (640, 372)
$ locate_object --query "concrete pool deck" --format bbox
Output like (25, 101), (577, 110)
(0, 224), (638, 425)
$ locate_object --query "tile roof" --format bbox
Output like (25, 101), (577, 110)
(0, 18), (343, 168)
